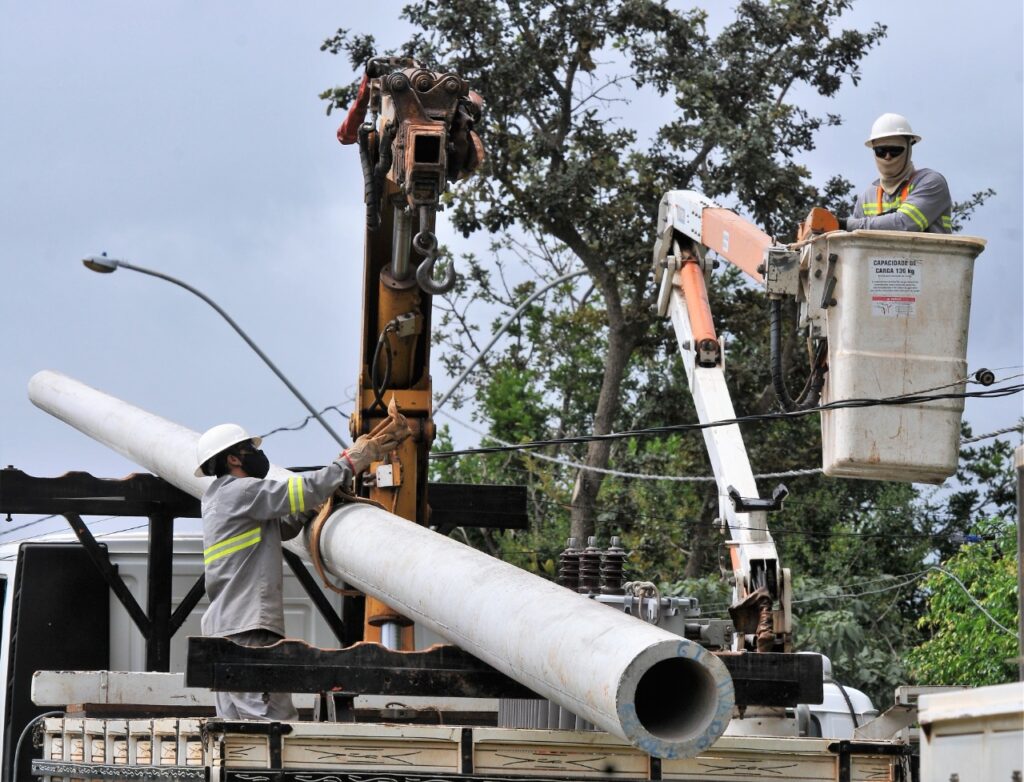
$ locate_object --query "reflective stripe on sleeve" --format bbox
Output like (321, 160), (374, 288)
(942, 215), (953, 229)
(863, 201), (907, 214)
(898, 202), (928, 229)
(204, 526), (261, 565)
(288, 476), (305, 514)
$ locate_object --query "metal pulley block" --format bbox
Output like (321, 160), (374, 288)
(356, 58), (484, 295)
(375, 63), (483, 210)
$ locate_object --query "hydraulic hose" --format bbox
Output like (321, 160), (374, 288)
(357, 123), (379, 230)
(369, 326), (394, 415)
(770, 298), (828, 412)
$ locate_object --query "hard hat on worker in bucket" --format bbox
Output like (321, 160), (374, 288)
(865, 113), (922, 147)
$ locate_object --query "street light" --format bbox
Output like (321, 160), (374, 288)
(81, 253), (349, 449)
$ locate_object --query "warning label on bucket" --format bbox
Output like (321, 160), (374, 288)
(869, 256), (921, 317)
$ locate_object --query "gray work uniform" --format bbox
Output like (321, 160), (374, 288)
(846, 168), (953, 233)
(201, 460), (354, 720)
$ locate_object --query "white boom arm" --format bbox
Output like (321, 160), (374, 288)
(654, 190), (792, 651)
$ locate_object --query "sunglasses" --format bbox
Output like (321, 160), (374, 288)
(873, 145), (906, 159)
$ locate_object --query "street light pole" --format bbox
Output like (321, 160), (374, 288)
(82, 254), (349, 449)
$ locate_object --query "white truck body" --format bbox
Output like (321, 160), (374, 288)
(918, 682), (1024, 781)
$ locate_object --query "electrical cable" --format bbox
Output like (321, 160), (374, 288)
(791, 571), (929, 604)
(259, 404), (350, 440)
(694, 570), (933, 617)
(528, 494), (982, 542)
(433, 269), (588, 413)
(833, 680), (860, 729)
(437, 407), (1021, 482)
(0, 515), (123, 559)
(429, 382), (1023, 458)
(434, 406), (821, 481)
(928, 565), (1016, 636)
(769, 298), (827, 411)
(369, 324), (396, 415)
(12, 710), (62, 780)
(0, 514), (58, 537)
(960, 423), (1023, 444)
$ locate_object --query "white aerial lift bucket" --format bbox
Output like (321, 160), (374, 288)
(815, 230), (986, 483)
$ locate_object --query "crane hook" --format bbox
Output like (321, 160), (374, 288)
(415, 249), (456, 295)
(412, 228), (456, 295)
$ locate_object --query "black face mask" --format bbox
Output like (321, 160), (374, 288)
(239, 448), (270, 479)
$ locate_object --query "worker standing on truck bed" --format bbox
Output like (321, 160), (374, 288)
(840, 113), (953, 233)
(194, 414), (410, 720)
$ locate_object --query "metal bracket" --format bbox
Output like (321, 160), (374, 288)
(655, 252), (681, 317)
(763, 247), (801, 297)
(827, 739), (913, 782)
(819, 252), (839, 309)
(727, 483), (789, 513)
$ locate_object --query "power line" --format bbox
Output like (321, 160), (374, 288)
(961, 424), (1023, 445)
(430, 383), (1023, 459)
(695, 570), (933, 617)
(0, 515), (121, 559)
(927, 565), (1016, 636)
(259, 404), (350, 440)
(434, 269), (588, 413)
(0, 514), (58, 537)
(528, 494), (978, 542)
(435, 407), (822, 481)
(792, 571), (928, 604)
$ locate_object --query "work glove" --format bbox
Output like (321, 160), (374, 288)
(340, 398), (412, 474)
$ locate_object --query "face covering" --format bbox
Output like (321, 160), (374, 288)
(874, 137), (914, 195)
(239, 448), (270, 479)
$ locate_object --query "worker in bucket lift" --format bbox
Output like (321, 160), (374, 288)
(839, 113), (953, 234)
(194, 411), (411, 720)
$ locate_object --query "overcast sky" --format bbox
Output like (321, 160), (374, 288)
(1, 1), (1021, 539)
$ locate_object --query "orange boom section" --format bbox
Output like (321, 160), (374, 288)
(678, 258), (720, 367)
(700, 207), (772, 284)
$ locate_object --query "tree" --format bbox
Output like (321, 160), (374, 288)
(906, 520), (1018, 686)
(906, 437), (1020, 687)
(321, 0), (887, 545)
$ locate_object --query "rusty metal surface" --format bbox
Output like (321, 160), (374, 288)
(728, 586), (777, 652)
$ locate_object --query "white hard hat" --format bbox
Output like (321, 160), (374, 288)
(195, 423), (261, 477)
(864, 113), (922, 147)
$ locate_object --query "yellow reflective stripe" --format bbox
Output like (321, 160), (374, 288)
(287, 476), (305, 514)
(898, 202), (928, 229)
(863, 201), (906, 213)
(941, 215), (953, 227)
(204, 527), (261, 564)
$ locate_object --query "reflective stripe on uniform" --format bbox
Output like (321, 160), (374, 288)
(287, 476), (305, 514)
(941, 215), (953, 229)
(204, 526), (261, 564)
(898, 201), (929, 229)
(863, 200), (910, 213)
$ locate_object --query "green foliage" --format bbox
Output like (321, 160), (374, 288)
(907, 519), (1019, 686)
(792, 574), (916, 706)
